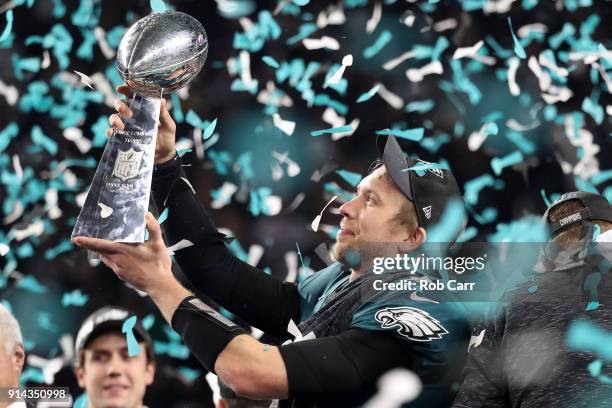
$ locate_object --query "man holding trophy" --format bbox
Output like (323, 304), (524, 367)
(74, 9), (470, 408)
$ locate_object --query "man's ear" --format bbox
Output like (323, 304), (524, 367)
(76, 365), (86, 388)
(398, 227), (426, 252)
(145, 361), (156, 386)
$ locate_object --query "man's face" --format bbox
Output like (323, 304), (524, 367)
(0, 342), (24, 388)
(76, 332), (155, 408)
(333, 166), (419, 268)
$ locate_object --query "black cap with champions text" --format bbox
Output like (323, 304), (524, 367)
(542, 191), (612, 237)
(376, 135), (466, 239)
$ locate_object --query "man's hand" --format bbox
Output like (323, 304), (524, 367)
(72, 212), (173, 293)
(107, 84), (177, 165)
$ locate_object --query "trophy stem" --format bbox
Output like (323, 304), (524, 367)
(72, 92), (162, 246)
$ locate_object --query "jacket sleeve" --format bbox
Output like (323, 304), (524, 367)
(151, 157), (301, 340)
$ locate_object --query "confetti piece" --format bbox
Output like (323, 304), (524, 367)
(262, 55), (280, 68)
(363, 30), (392, 59)
(566, 319), (612, 361)
(507, 17), (526, 59)
(452, 40), (484, 60)
(375, 82), (404, 109)
(17, 276), (47, 294)
(271, 151), (301, 177)
(363, 368), (422, 408)
(31, 126), (58, 155)
(375, 127), (424, 142)
(74, 70), (94, 89)
(312, 195), (338, 232)
(467, 122), (498, 151)
(365, 1), (382, 33)
(527, 56), (551, 91)
(0, 79), (18, 106)
(491, 151), (524, 176)
(203, 118), (218, 140)
(383, 50), (417, 71)
(150, 0), (168, 12)
(122, 316), (141, 357)
(61, 289), (89, 307)
(302, 36), (340, 50)
(356, 84), (380, 103)
(211, 182), (238, 209)
(98, 203), (113, 218)
(336, 169), (362, 187)
(167, 239), (194, 256)
(0, 9), (13, 42)
(311, 125), (353, 137)
(404, 99), (434, 113)
(272, 113), (296, 136)
(324, 54), (353, 87)
(406, 60), (443, 82)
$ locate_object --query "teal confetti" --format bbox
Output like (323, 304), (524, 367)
(0, 9), (13, 42)
(17, 276), (47, 294)
(20, 367), (45, 385)
(405, 99), (434, 113)
(582, 96), (604, 125)
(356, 85), (380, 103)
(154, 340), (190, 359)
(158, 208), (169, 224)
(311, 125), (353, 137)
(566, 319), (612, 361)
(491, 151), (523, 176)
(286, 23), (316, 45)
(293, 0), (310, 5)
(507, 18), (526, 59)
(363, 30), (393, 59)
(336, 169), (362, 187)
(262, 55), (280, 68)
(62, 289), (89, 307)
(45, 240), (74, 260)
(37, 312), (58, 332)
(150, 0), (168, 12)
(122, 316), (142, 357)
(142, 314), (155, 330)
(73, 394), (88, 408)
(527, 284), (538, 293)
(178, 367), (201, 382)
(426, 199), (466, 242)
(506, 130), (536, 154)
(375, 127), (424, 142)
(0, 123), (19, 153)
(31, 126), (58, 155)
(464, 175), (497, 205)
(586, 301), (600, 312)
(203, 118), (218, 140)
(404, 162), (448, 177)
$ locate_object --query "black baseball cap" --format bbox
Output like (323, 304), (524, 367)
(542, 191), (612, 237)
(75, 306), (154, 361)
(376, 135), (466, 236)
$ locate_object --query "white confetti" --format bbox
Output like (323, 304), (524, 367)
(506, 118), (540, 131)
(316, 4), (345, 28)
(265, 195), (282, 216)
(453, 40), (484, 60)
(272, 151), (301, 177)
(405, 60), (443, 82)
(63, 128), (92, 154)
(483, 0), (515, 14)
(302, 36), (340, 50)
(467, 123), (494, 151)
(10, 220), (45, 242)
(285, 251), (298, 283)
(468, 329), (486, 352)
(363, 368), (422, 408)
(332, 118), (360, 141)
(324, 54), (353, 87)
(528, 56), (552, 91)
(247, 244), (264, 267)
(433, 18), (457, 32)
(517, 23), (548, 38)
(376, 82), (404, 109)
(312, 195), (338, 232)
(382, 50), (416, 71)
(167, 239), (194, 256)
(45, 188), (62, 220)
(272, 113), (296, 136)
(507, 57), (521, 96)
(0, 243), (9, 256)
(91, 73), (117, 107)
(541, 86), (572, 104)
(0, 79), (18, 105)
(366, 1), (382, 33)
(98, 203), (113, 218)
(94, 27), (115, 59)
(239, 50), (258, 90)
(74, 70), (94, 89)
(41, 50), (51, 69)
(210, 182), (238, 209)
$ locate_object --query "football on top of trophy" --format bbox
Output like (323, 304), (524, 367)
(116, 11), (208, 97)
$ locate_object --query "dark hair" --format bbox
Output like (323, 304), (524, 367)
(367, 160), (419, 232)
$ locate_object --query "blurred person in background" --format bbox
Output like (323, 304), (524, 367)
(74, 306), (156, 408)
(0, 304), (27, 408)
(453, 191), (612, 408)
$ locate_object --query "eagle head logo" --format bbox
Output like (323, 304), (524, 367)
(374, 306), (448, 342)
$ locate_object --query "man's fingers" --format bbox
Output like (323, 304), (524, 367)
(145, 212), (164, 244)
(73, 236), (124, 254)
(109, 114), (125, 130)
(159, 99), (175, 129)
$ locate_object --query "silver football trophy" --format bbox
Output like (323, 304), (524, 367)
(72, 11), (207, 244)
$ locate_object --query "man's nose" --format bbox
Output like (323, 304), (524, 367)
(106, 355), (124, 376)
(339, 196), (359, 218)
